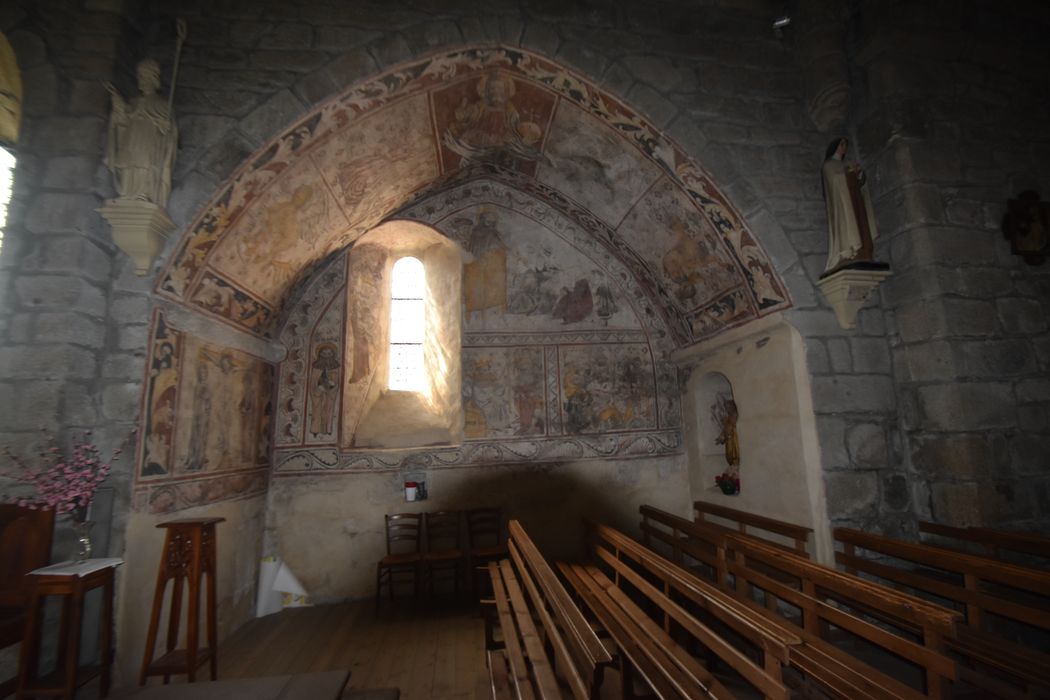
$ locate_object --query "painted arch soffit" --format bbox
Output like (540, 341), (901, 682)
(156, 45), (791, 345)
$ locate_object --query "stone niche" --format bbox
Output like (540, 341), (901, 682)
(344, 221), (465, 449)
(677, 315), (832, 562)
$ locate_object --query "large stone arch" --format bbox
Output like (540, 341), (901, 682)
(156, 45), (793, 348)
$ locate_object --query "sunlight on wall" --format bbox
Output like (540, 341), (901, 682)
(388, 256), (426, 391)
(0, 146), (13, 251)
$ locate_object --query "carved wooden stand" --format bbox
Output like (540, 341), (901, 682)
(139, 518), (224, 686)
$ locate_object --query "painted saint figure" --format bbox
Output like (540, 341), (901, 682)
(309, 343), (340, 437)
(821, 138), (879, 274)
(443, 72), (544, 167)
(103, 59), (178, 207)
(184, 362), (211, 471)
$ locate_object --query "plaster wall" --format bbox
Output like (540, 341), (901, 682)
(115, 495), (266, 687)
(680, 316), (832, 561)
(266, 454), (689, 602)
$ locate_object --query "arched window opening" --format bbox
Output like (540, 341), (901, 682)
(388, 256), (426, 391)
(0, 146), (14, 250)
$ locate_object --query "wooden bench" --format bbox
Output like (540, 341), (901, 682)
(694, 501), (813, 557)
(835, 527), (1050, 699)
(0, 504), (54, 698)
(642, 505), (805, 588)
(485, 519), (613, 700)
(641, 507), (963, 698)
(561, 520), (798, 699)
(918, 520), (1050, 567)
(726, 533), (960, 698)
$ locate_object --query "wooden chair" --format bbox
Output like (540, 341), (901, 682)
(422, 511), (465, 597)
(466, 508), (508, 596)
(0, 504), (55, 698)
(375, 513), (422, 611)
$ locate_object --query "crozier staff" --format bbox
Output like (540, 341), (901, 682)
(821, 137), (879, 274)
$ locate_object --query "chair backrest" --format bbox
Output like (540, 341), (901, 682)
(466, 507), (502, 549)
(384, 513), (422, 556)
(424, 511), (461, 552)
(0, 504), (55, 608)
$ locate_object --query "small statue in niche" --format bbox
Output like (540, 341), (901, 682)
(712, 393), (740, 468)
(820, 137), (883, 276)
(712, 393), (740, 495)
(103, 57), (178, 208)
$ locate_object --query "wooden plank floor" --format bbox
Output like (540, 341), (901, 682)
(218, 598), (487, 700)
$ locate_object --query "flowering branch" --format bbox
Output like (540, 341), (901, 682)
(2, 432), (123, 515)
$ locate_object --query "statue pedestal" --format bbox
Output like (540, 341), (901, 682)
(97, 198), (174, 276)
(817, 264), (891, 329)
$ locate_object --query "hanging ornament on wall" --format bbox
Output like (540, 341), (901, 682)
(1003, 191), (1049, 266)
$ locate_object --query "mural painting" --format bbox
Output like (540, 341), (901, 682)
(175, 337), (272, 473)
(304, 293), (345, 444)
(560, 344), (657, 435)
(137, 312), (275, 512)
(433, 71), (555, 175)
(438, 204), (639, 333)
(463, 347), (545, 438)
(276, 254), (347, 447)
(618, 178), (742, 314)
(157, 47), (789, 342)
(208, 156), (349, 307)
(536, 100), (662, 227)
(140, 313), (183, 477)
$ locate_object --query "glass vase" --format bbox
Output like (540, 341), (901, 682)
(73, 520), (95, 562)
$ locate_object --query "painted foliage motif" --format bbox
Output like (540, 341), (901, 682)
(560, 344), (657, 434)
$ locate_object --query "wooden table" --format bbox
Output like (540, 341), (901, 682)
(16, 558), (123, 699)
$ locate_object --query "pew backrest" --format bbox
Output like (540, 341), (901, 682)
(694, 501), (812, 556)
(918, 520), (1050, 567)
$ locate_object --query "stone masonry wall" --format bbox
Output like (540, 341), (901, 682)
(852, 0), (1050, 532)
(3, 0), (1049, 600)
(0, 0), (155, 562)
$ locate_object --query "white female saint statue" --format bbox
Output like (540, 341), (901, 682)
(821, 137), (879, 274)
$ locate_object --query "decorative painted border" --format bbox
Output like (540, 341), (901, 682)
(156, 45), (789, 344)
(271, 428), (682, 475)
(132, 467), (270, 515)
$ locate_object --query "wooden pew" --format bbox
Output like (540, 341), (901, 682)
(918, 520), (1050, 567)
(726, 533), (959, 698)
(0, 505), (55, 698)
(835, 527), (1050, 698)
(485, 519), (613, 700)
(563, 520), (799, 699)
(694, 501), (812, 557)
(641, 506), (959, 698)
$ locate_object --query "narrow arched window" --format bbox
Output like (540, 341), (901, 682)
(388, 256), (426, 391)
(0, 146), (14, 250)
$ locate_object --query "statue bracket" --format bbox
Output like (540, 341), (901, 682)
(816, 264), (891, 330)
(97, 198), (174, 276)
